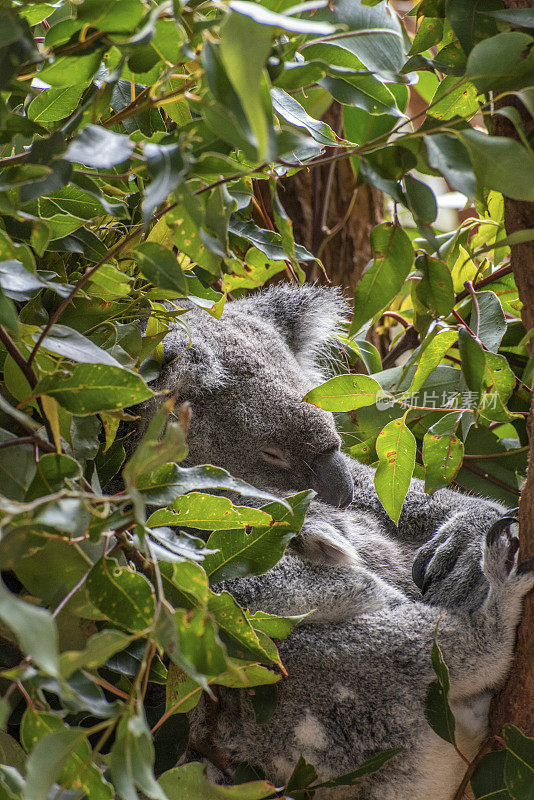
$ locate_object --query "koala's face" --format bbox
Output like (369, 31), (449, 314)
(155, 285), (353, 508)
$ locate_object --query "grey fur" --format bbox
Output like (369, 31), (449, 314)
(142, 285), (532, 800)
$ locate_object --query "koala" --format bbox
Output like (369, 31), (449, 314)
(142, 285), (533, 800)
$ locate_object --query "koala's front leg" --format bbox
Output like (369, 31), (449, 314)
(215, 554), (407, 624)
(430, 517), (534, 696)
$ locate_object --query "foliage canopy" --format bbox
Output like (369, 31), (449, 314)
(1, 0), (534, 797)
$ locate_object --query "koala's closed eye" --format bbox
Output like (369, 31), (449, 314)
(260, 447), (290, 470)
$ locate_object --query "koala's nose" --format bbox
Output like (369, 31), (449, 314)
(310, 449), (354, 508)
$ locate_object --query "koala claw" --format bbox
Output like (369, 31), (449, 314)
(482, 517), (534, 597)
(485, 515), (519, 550)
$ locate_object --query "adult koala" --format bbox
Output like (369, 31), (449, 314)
(143, 285), (533, 800)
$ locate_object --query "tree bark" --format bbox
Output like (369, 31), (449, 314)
(489, 0), (534, 739)
(280, 103), (383, 292)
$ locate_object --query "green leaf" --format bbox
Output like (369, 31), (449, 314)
(0, 579), (59, 675)
(286, 756), (317, 794)
(111, 703), (166, 800)
(60, 629), (134, 678)
(445, 0), (502, 55)
(203, 524), (295, 584)
(0, 286), (18, 334)
(424, 133), (476, 197)
(321, 75), (400, 116)
(161, 561), (279, 664)
(471, 750), (511, 800)
(143, 143), (189, 224)
(351, 223), (414, 334)
(33, 324), (123, 367)
(308, 0), (406, 77)
(459, 130), (534, 202)
(88, 263), (132, 300)
(19, 4), (55, 25)
(415, 255), (454, 316)
(271, 88), (340, 146)
(423, 432), (464, 493)
(228, 218), (317, 264)
(410, 330), (457, 394)
(138, 464), (289, 509)
(65, 124), (134, 168)
(28, 86), (85, 123)
(303, 373), (382, 412)
(405, 175), (437, 224)
(219, 11), (273, 161)
(0, 259), (70, 302)
(470, 291), (506, 353)
(77, 0), (145, 33)
(35, 364), (153, 415)
(481, 9), (534, 27)
(245, 610), (306, 639)
(159, 762), (276, 800)
(201, 493), (311, 584)
(38, 49), (104, 88)
(229, 1), (337, 35)
(167, 193), (222, 276)
(148, 492), (273, 531)
(86, 557), (156, 632)
(428, 76), (479, 121)
(409, 17), (444, 55)
(458, 328), (485, 394)
(25, 453), (82, 501)
(312, 748), (402, 789)
(503, 724), (534, 800)
(374, 417), (416, 524)
(21, 710), (113, 800)
(135, 242), (188, 293)
(425, 638), (456, 745)
(222, 248), (286, 292)
(466, 32), (534, 94)
(24, 726), (89, 800)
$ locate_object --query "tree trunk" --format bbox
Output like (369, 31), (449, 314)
(489, 0), (534, 739)
(280, 103), (383, 292)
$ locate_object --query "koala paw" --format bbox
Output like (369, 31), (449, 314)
(412, 526), (482, 599)
(483, 515), (534, 598)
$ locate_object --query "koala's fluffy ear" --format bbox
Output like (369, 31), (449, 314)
(248, 284), (348, 375)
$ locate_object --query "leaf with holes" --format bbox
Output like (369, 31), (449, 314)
(422, 433), (464, 494)
(86, 557), (155, 633)
(148, 492), (273, 531)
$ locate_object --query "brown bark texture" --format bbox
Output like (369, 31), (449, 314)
(280, 104), (383, 292)
(490, 0), (534, 738)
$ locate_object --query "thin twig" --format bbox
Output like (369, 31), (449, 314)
(461, 460), (521, 496)
(455, 263), (513, 302)
(0, 326), (37, 387)
(452, 309), (477, 339)
(463, 447), (529, 460)
(0, 435), (54, 453)
(381, 311), (410, 329)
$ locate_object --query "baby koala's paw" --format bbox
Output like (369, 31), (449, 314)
(483, 513), (534, 598)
